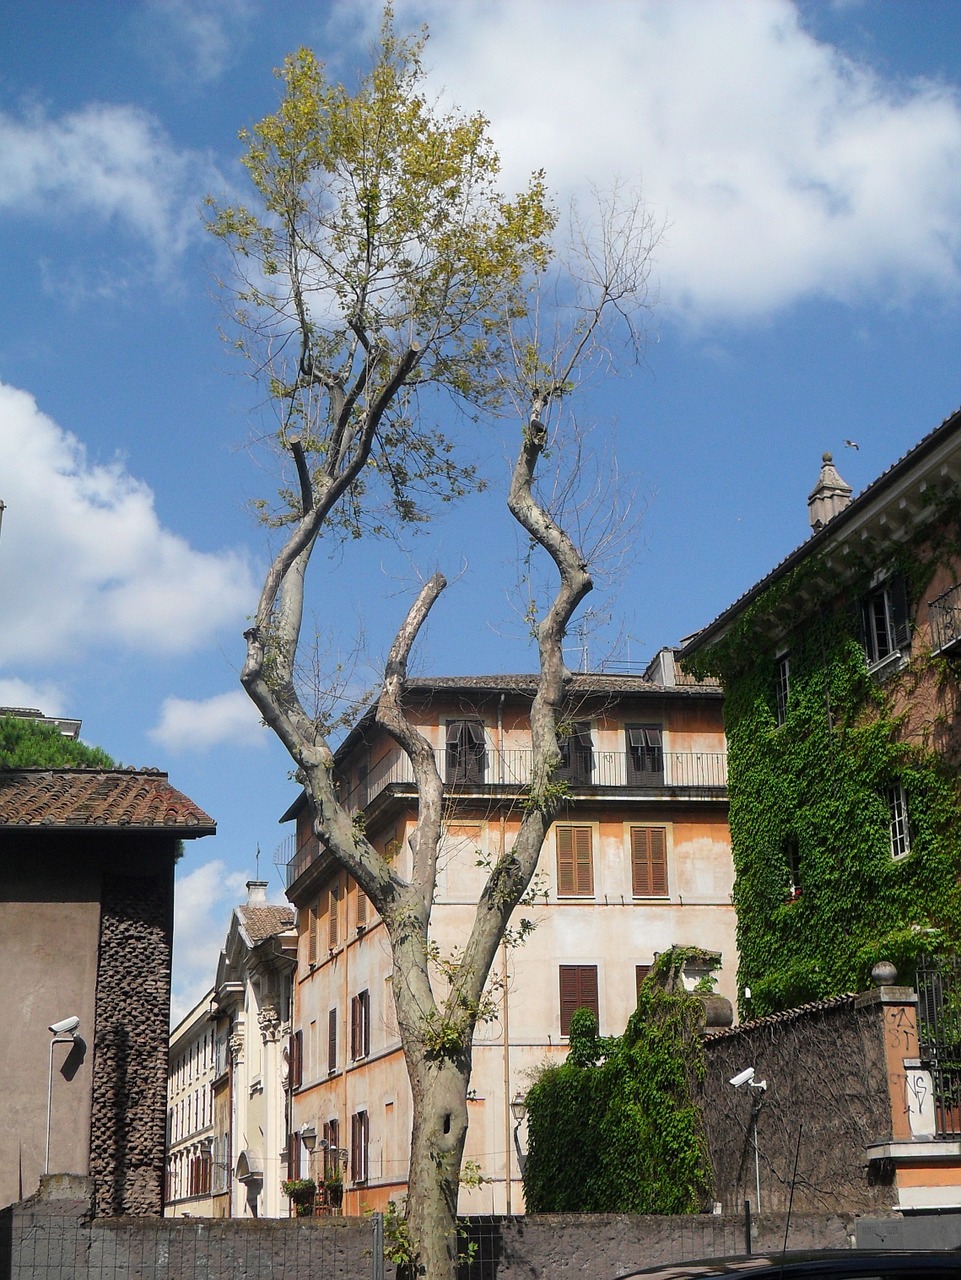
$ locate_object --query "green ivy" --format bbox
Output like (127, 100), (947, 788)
(686, 522), (961, 1017)
(522, 951), (713, 1214)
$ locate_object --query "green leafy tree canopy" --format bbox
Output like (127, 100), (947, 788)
(0, 715), (115, 769)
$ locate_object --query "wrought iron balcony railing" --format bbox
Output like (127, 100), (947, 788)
(929, 582), (961, 655)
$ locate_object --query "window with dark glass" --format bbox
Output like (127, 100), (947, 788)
(559, 965), (599, 1036)
(328, 1008), (338, 1074)
(861, 574), (910, 666)
(351, 1110), (369, 1182)
(323, 1118), (340, 1180)
(887, 783), (911, 859)
(351, 989), (370, 1060)
(556, 721), (594, 784)
(626, 724), (663, 784)
(784, 832), (801, 896)
(446, 719), (487, 784)
(775, 654), (790, 725)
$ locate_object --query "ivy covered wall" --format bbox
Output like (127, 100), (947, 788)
(687, 526), (961, 1017)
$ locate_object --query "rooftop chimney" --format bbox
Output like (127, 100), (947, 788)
(807, 452), (852, 531)
(246, 880), (269, 906)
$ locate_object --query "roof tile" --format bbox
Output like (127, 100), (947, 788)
(0, 768), (216, 834)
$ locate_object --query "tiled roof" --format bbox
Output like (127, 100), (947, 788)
(239, 904), (295, 943)
(703, 992), (858, 1040)
(404, 673), (720, 696)
(0, 768), (216, 833)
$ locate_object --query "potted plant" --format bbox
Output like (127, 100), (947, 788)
(281, 1177), (316, 1217)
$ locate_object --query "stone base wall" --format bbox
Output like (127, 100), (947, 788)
(0, 1199), (869, 1280)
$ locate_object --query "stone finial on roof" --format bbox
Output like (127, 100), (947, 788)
(807, 452), (853, 531)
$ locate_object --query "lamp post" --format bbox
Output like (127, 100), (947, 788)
(510, 1091), (528, 1195)
(45, 1017), (80, 1175)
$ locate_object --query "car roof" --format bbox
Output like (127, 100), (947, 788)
(617, 1251), (961, 1280)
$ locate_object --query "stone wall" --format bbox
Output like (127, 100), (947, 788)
(0, 1196), (862, 1280)
(89, 867), (174, 1217)
(700, 995), (894, 1215)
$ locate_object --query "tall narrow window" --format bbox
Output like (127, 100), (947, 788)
(446, 720), (487, 784)
(556, 722), (594, 784)
(861, 575), (911, 666)
(631, 826), (668, 897)
(351, 989), (370, 1060)
(559, 965), (599, 1036)
(784, 832), (801, 896)
(356, 887), (368, 930)
(351, 1110), (369, 1183)
(626, 725), (664, 784)
(327, 1008), (338, 1074)
(306, 902), (318, 966)
(289, 1030), (303, 1090)
(328, 885), (340, 949)
(775, 654), (790, 725)
(556, 825), (594, 896)
(635, 964), (652, 1001)
(323, 1118), (340, 1181)
(887, 783), (911, 859)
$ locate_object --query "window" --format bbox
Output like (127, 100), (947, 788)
(861, 574), (910, 666)
(635, 964), (652, 1000)
(887, 783), (911, 859)
(775, 654), (790, 725)
(306, 902), (318, 966)
(631, 826), (668, 897)
(626, 724), (663, 784)
(446, 720), (487, 784)
(559, 965), (599, 1036)
(323, 1118), (340, 1180)
(356, 887), (368, 930)
(351, 989), (370, 1060)
(327, 1008), (338, 1074)
(557, 721), (594, 784)
(188, 1151), (211, 1197)
(556, 825), (594, 896)
(289, 1029), (303, 1090)
(328, 885), (340, 949)
(351, 1110), (369, 1183)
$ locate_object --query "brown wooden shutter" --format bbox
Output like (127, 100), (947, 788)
(356, 887), (368, 929)
(635, 964), (652, 1000)
(556, 826), (593, 896)
(328, 885), (340, 948)
(559, 964), (598, 1036)
(289, 1029), (303, 1090)
(631, 827), (668, 897)
(328, 1008), (337, 1073)
(306, 903), (317, 966)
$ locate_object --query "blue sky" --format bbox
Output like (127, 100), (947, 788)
(3, 0), (961, 1019)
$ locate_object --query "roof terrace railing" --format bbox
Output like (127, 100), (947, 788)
(338, 747), (727, 815)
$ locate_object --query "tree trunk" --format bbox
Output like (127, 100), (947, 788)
(403, 1054), (470, 1279)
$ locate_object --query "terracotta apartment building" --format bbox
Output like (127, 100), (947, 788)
(281, 662), (736, 1215)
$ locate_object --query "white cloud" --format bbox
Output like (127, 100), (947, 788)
(138, 0), (258, 85)
(383, 0), (961, 320)
(0, 101), (221, 274)
(0, 380), (255, 665)
(150, 689), (268, 752)
(171, 858), (248, 1023)
(0, 677), (66, 715)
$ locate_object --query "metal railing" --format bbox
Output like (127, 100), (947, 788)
(929, 582), (961, 655)
(916, 953), (961, 1138)
(339, 747), (727, 813)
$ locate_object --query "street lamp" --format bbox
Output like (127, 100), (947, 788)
(45, 1017), (81, 1174)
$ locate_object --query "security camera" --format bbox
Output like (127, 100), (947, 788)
(729, 1066), (755, 1088)
(49, 1016), (80, 1035)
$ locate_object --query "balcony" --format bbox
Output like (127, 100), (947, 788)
(929, 582), (961, 655)
(341, 746), (727, 812)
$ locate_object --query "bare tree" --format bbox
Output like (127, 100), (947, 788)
(208, 13), (658, 1277)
